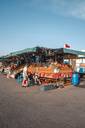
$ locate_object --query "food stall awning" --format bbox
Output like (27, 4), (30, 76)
(0, 47), (38, 60)
(63, 48), (85, 56)
(54, 48), (85, 56)
(10, 47), (37, 56)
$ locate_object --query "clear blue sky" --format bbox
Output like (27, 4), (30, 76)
(0, 0), (85, 55)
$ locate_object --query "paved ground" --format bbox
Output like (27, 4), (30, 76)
(0, 74), (85, 128)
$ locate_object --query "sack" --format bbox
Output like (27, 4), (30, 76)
(22, 79), (28, 87)
(24, 80), (27, 84)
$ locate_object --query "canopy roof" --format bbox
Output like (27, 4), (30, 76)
(1, 47), (85, 61)
(54, 48), (85, 56)
(10, 47), (37, 56)
(64, 48), (85, 56)
(0, 47), (37, 60)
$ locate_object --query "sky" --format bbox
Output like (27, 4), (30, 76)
(0, 0), (85, 55)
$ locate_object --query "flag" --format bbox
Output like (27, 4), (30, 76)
(64, 44), (70, 48)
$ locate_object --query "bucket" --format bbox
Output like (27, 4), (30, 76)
(71, 72), (80, 86)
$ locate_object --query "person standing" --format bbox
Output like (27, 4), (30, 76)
(7, 65), (11, 79)
(22, 65), (28, 87)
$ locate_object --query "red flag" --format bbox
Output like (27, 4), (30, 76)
(64, 44), (70, 48)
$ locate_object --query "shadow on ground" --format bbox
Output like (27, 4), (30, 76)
(77, 79), (85, 88)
